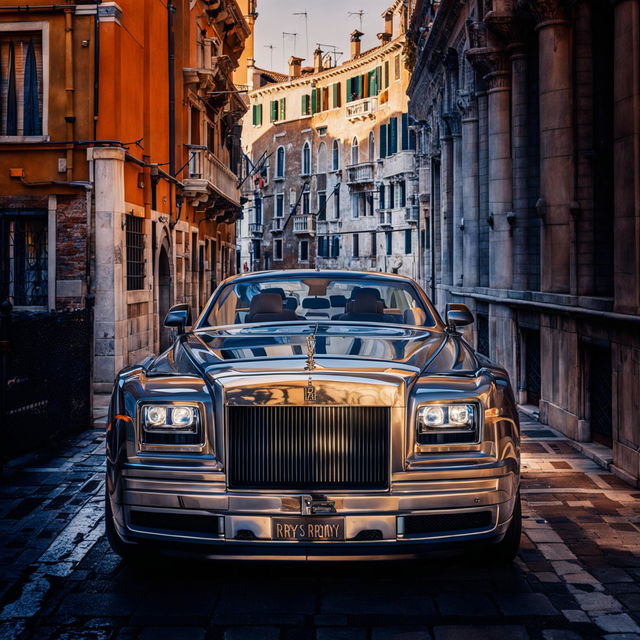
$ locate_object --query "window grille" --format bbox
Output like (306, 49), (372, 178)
(126, 215), (145, 291)
(0, 212), (48, 306)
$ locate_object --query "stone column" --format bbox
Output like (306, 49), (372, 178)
(440, 126), (454, 288)
(445, 112), (464, 287)
(612, 0), (640, 314)
(530, 0), (574, 294)
(509, 43), (529, 291)
(458, 91), (480, 288)
(467, 47), (513, 290)
(88, 147), (127, 394)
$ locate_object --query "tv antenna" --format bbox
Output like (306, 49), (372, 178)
(293, 11), (310, 63)
(348, 10), (365, 31)
(264, 44), (275, 69)
(316, 43), (344, 68)
(282, 31), (298, 70)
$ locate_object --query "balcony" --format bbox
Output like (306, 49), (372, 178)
(183, 146), (241, 212)
(249, 222), (264, 236)
(346, 96), (378, 121)
(346, 162), (375, 185)
(293, 215), (316, 235)
(378, 211), (392, 229)
(404, 205), (419, 223)
(271, 218), (284, 234)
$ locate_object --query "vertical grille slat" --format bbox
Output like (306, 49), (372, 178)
(227, 406), (390, 490)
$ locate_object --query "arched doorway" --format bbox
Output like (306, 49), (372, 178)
(158, 242), (173, 351)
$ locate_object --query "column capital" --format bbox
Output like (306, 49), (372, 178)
(443, 111), (462, 137)
(465, 46), (511, 90)
(457, 90), (478, 121)
(518, 0), (574, 27)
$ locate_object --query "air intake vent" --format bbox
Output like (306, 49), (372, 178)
(403, 511), (492, 535)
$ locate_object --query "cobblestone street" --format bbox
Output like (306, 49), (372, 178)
(1, 414), (640, 640)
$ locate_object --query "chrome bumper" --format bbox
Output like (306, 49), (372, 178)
(110, 462), (519, 560)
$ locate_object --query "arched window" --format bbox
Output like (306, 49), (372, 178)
(302, 141), (311, 175)
(332, 140), (340, 170)
(368, 131), (375, 162)
(276, 146), (285, 177)
(317, 142), (328, 174)
(351, 137), (359, 165)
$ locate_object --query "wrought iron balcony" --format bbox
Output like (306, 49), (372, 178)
(249, 222), (264, 236)
(378, 211), (392, 229)
(346, 162), (375, 185)
(182, 146), (241, 208)
(293, 215), (316, 235)
(404, 205), (419, 223)
(346, 97), (378, 121)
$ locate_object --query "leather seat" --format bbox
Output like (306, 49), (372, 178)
(246, 293), (300, 323)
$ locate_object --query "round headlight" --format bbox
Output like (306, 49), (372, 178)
(449, 405), (470, 425)
(172, 406), (195, 427)
(421, 405), (445, 427)
(146, 406), (167, 426)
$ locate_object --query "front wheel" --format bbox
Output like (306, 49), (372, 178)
(489, 491), (522, 563)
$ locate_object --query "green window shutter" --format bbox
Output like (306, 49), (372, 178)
(252, 105), (258, 125)
(401, 113), (409, 150)
(389, 116), (398, 154)
(333, 82), (341, 108)
(405, 229), (412, 255)
(257, 104), (263, 125)
(270, 100), (278, 122)
(279, 97), (286, 120)
(376, 66), (382, 93)
(380, 124), (387, 158)
(360, 74), (366, 98)
(311, 88), (318, 113)
(384, 61), (390, 88)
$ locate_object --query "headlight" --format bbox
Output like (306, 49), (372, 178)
(141, 404), (201, 435)
(416, 403), (479, 444)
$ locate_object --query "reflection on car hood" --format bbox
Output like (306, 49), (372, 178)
(181, 322), (479, 375)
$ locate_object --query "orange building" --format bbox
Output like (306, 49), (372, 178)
(0, 1), (251, 407)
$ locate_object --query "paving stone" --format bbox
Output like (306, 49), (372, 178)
(594, 614), (640, 633)
(371, 628), (432, 640)
(494, 593), (559, 616)
(138, 627), (206, 640)
(224, 628), (281, 640)
(432, 626), (529, 640)
(573, 592), (623, 613)
(538, 544), (578, 561)
(562, 610), (590, 623)
(435, 593), (499, 618)
(56, 593), (137, 617)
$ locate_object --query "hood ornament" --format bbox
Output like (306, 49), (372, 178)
(305, 334), (316, 371)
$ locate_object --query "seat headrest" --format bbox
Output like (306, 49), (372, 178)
(358, 287), (383, 301)
(302, 297), (330, 309)
(348, 292), (383, 315)
(330, 295), (347, 307)
(404, 307), (427, 326)
(283, 296), (298, 311)
(262, 287), (286, 299)
(249, 293), (283, 315)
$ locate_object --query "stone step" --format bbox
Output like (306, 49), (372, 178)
(93, 394), (111, 409)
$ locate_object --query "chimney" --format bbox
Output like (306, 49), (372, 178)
(289, 56), (304, 78)
(350, 30), (363, 59)
(313, 47), (324, 73)
(384, 10), (393, 38)
(377, 32), (392, 44)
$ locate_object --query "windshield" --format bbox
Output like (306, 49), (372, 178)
(203, 276), (435, 328)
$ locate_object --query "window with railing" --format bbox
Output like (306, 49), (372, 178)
(0, 211), (48, 306)
(126, 215), (145, 291)
(1, 32), (44, 137)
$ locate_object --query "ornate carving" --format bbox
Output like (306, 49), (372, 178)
(457, 91), (478, 120)
(517, 0), (573, 25)
(465, 47), (510, 89)
(443, 111), (462, 137)
(465, 18), (488, 50)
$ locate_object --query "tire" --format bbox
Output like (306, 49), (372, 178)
(489, 491), (522, 563)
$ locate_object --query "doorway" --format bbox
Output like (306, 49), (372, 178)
(585, 342), (613, 447)
(158, 244), (172, 351)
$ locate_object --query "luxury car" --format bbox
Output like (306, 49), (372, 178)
(105, 270), (521, 561)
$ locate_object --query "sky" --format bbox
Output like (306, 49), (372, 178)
(253, 0), (394, 74)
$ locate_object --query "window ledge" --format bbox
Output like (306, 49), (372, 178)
(0, 135), (50, 143)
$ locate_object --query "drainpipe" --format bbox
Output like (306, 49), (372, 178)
(93, 1), (101, 139)
(64, 7), (75, 181)
(167, 1), (176, 227)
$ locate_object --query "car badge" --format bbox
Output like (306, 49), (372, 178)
(305, 376), (317, 402)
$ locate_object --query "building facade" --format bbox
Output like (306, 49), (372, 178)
(0, 0), (250, 405)
(407, 0), (640, 485)
(239, 1), (422, 280)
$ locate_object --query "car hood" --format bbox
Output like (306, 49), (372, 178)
(175, 322), (480, 377)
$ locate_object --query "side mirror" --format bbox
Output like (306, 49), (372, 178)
(446, 303), (474, 331)
(164, 304), (192, 335)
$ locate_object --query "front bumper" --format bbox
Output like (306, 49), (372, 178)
(108, 462), (519, 560)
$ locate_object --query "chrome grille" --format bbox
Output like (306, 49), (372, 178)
(227, 406), (390, 490)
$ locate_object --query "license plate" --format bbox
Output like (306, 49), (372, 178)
(272, 517), (345, 541)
